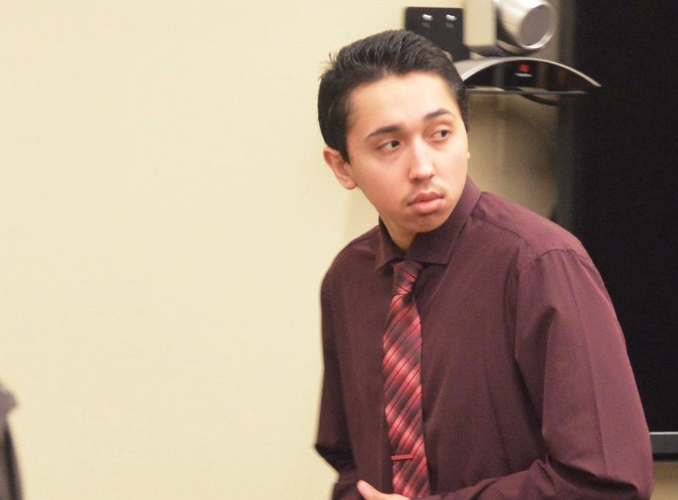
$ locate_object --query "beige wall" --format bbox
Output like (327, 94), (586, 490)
(0, 1), (675, 499)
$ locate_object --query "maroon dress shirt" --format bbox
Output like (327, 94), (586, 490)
(315, 177), (654, 499)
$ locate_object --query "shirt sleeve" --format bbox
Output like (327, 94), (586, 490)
(421, 249), (654, 500)
(315, 277), (362, 500)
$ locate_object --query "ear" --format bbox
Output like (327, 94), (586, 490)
(323, 147), (357, 190)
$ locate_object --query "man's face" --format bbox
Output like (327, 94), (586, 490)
(324, 72), (469, 250)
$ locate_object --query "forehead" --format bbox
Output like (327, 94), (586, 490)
(346, 72), (460, 133)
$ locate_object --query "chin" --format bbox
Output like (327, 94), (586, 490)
(414, 215), (447, 234)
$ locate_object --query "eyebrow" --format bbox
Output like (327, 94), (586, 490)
(364, 108), (455, 141)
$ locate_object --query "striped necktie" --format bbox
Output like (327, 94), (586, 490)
(383, 260), (431, 498)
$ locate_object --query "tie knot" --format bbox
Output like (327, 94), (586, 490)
(392, 260), (422, 295)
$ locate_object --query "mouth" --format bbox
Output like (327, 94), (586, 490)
(410, 192), (442, 204)
(408, 191), (444, 214)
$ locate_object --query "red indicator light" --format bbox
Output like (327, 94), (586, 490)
(518, 64), (531, 73)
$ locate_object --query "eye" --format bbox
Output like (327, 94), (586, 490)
(432, 129), (451, 141)
(379, 140), (400, 151)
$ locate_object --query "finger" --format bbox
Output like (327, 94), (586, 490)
(357, 480), (381, 499)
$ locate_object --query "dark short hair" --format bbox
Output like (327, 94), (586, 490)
(318, 29), (468, 162)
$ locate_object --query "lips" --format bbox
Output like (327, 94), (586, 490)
(407, 191), (444, 215)
(410, 192), (442, 205)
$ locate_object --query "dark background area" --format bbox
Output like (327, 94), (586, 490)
(561, 1), (678, 440)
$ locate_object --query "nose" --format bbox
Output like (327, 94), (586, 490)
(408, 140), (435, 182)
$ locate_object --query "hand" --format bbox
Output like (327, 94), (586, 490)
(357, 480), (409, 500)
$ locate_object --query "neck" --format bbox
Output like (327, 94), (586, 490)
(388, 228), (416, 252)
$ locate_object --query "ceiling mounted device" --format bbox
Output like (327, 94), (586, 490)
(465, 0), (557, 56)
(404, 1), (600, 101)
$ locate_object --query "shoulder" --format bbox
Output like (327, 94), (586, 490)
(469, 191), (594, 270)
(322, 225), (381, 293)
(472, 191), (589, 256)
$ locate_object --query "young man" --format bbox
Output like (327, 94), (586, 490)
(315, 30), (653, 500)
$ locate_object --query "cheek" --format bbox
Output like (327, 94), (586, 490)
(439, 149), (468, 173)
(358, 172), (404, 207)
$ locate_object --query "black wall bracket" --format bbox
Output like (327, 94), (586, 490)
(404, 7), (469, 63)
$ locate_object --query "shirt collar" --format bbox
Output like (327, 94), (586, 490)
(375, 176), (482, 270)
